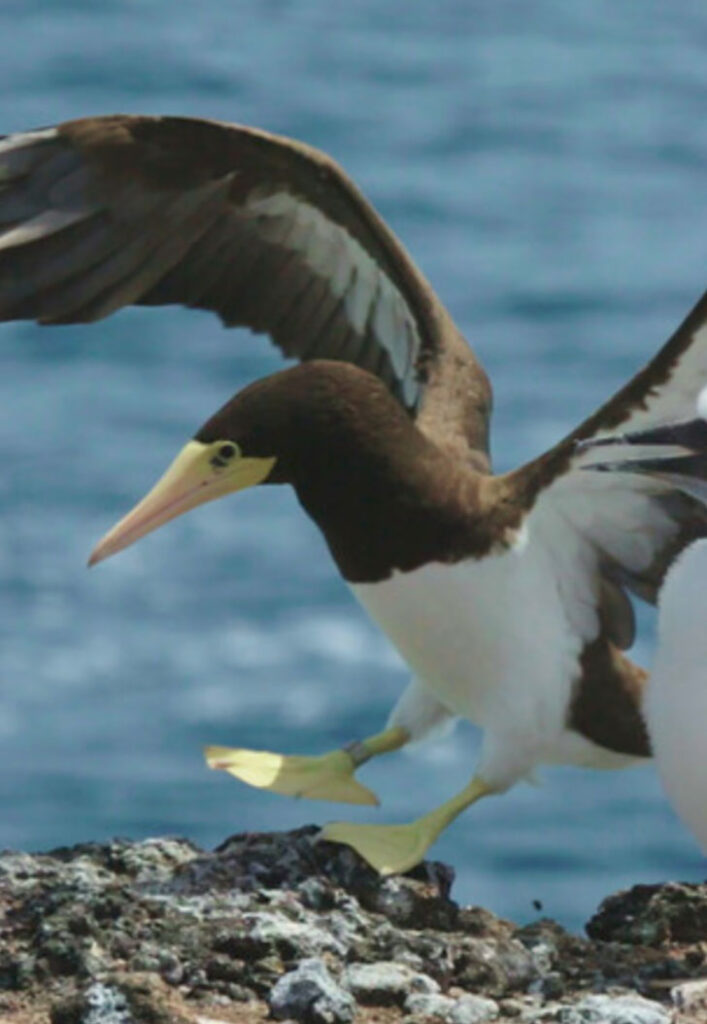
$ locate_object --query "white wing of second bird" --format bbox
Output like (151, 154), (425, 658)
(649, 539), (707, 853)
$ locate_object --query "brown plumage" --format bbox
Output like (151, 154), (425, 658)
(195, 361), (514, 581)
(1, 113), (707, 770)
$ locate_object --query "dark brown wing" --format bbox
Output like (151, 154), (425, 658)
(495, 294), (707, 754)
(508, 287), (707, 640)
(0, 115), (491, 462)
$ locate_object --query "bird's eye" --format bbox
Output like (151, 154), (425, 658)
(210, 442), (240, 469)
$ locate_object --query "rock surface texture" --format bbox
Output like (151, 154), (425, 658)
(0, 827), (704, 1023)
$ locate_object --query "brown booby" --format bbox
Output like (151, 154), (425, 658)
(1, 114), (706, 874)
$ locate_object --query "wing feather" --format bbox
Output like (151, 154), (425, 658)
(509, 289), (707, 648)
(0, 115), (491, 457)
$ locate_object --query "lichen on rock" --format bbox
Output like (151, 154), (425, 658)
(0, 828), (704, 1023)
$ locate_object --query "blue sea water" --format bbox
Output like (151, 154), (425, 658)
(0, 1), (705, 932)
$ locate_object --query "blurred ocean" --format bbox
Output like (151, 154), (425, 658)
(0, 0), (705, 932)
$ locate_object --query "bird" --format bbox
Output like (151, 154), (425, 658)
(574, 398), (707, 855)
(1, 113), (706, 875)
(649, 539), (707, 855)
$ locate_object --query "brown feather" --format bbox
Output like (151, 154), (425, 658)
(53, 115), (489, 457)
(569, 637), (650, 758)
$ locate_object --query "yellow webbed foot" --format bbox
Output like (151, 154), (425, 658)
(319, 818), (437, 875)
(204, 745), (379, 806)
(320, 776), (493, 875)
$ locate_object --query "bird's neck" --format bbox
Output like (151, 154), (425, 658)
(290, 432), (505, 583)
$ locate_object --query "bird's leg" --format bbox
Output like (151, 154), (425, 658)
(204, 725), (410, 806)
(320, 775), (493, 874)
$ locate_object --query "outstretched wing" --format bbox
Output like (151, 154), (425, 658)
(0, 114), (491, 461)
(510, 288), (707, 652)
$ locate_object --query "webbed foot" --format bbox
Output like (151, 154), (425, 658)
(204, 745), (379, 806)
(320, 775), (493, 874)
(319, 817), (439, 875)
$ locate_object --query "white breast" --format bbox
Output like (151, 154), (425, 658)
(645, 540), (707, 852)
(350, 529), (587, 789)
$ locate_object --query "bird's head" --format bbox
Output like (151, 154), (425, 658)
(88, 360), (413, 566)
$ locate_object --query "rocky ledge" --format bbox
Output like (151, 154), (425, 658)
(0, 828), (705, 1024)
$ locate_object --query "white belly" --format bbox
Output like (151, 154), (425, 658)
(350, 532), (588, 787)
(645, 541), (707, 852)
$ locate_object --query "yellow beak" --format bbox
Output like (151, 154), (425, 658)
(88, 441), (276, 566)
